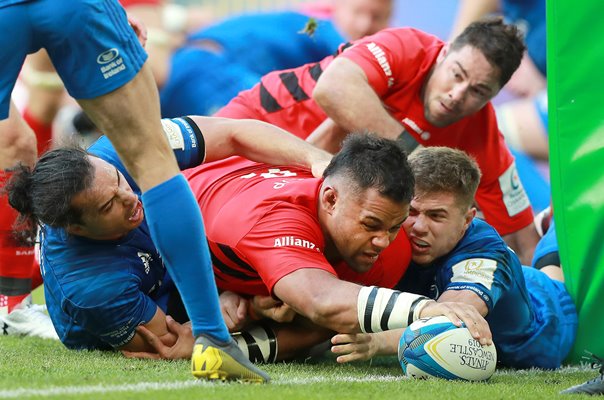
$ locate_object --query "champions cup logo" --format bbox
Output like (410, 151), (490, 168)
(464, 259), (484, 273)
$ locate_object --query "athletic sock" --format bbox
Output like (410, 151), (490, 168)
(141, 174), (230, 342)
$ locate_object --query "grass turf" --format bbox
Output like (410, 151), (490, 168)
(0, 335), (598, 399)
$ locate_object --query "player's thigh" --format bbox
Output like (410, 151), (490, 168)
(0, 4), (33, 119)
(32, 0), (147, 102)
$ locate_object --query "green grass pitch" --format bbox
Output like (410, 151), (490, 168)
(0, 335), (598, 400)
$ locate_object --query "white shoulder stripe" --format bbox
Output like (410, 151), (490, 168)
(451, 258), (497, 290)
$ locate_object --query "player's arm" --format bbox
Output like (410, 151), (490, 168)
(272, 268), (492, 343)
(437, 289), (488, 317)
(501, 223), (540, 266)
(0, 100), (37, 169)
(189, 116), (332, 177)
(119, 306), (177, 353)
(310, 58), (404, 149)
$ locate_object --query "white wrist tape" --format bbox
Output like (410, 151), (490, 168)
(232, 323), (278, 363)
(357, 286), (431, 333)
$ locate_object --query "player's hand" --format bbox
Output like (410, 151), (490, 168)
(330, 333), (380, 363)
(121, 316), (194, 360)
(219, 291), (249, 332)
(127, 13), (148, 47)
(309, 150), (332, 178)
(251, 295), (296, 323)
(419, 300), (492, 345)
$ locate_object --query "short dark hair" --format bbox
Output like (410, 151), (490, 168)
(5, 148), (95, 243)
(409, 147), (481, 210)
(450, 17), (525, 88)
(323, 132), (414, 203)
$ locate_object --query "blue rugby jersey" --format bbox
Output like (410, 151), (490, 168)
(41, 117), (204, 349)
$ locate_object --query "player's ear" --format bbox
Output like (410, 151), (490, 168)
(320, 185), (338, 215)
(437, 43), (450, 63)
(463, 207), (476, 231)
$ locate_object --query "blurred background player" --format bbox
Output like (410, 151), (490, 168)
(160, 0), (393, 117)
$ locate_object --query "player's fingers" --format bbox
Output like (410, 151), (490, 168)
(335, 350), (370, 363)
(136, 325), (163, 351)
(331, 333), (354, 345)
(165, 315), (186, 334)
(236, 298), (248, 320)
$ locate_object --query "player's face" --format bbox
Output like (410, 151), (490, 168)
(333, 0), (392, 40)
(422, 45), (501, 127)
(403, 191), (474, 265)
(68, 156), (144, 241)
(327, 186), (408, 273)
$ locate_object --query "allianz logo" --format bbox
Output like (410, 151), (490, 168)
(273, 236), (320, 252)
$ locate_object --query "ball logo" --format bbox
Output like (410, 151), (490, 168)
(97, 48), (120, 64)
(400, 316), (497, 381)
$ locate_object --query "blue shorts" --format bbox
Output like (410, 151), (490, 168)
(513, 266), (577, 369)
(0, 0), (147, 118)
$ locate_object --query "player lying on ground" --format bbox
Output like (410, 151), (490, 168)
(123, 134), (492, 363)
(329, 147), (577, 370)
(5, 116), (332, 381)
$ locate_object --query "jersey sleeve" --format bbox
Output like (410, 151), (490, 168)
(61, 269), (157, 349)
(338, 28), (438, 97)
(438, 255), (513, 312)
(466, 107), (534, 235)
(236, 203), (336, 295)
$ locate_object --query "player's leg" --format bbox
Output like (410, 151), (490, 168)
(36, 0), (267, 381)
(0, 3), (39, 318)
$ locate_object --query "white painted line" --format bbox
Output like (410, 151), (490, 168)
(0, 375), (401, 398)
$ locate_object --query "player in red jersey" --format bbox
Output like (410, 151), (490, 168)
(125, 134), (492, 363)
(216, 18), (539, 265)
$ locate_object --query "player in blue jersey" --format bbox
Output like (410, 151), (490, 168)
(329, 147), (577, 370)
(5, 115), (330, 381)
(160, 0), (393, 117)
(0, 0), (278, 382)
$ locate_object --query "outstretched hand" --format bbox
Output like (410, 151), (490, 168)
(331, 333), (380, 363)
(419, 300), (492, 345)
(122, 316), (194, 360)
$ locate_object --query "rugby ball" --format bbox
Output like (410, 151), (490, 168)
(398, 316), (497, 381)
